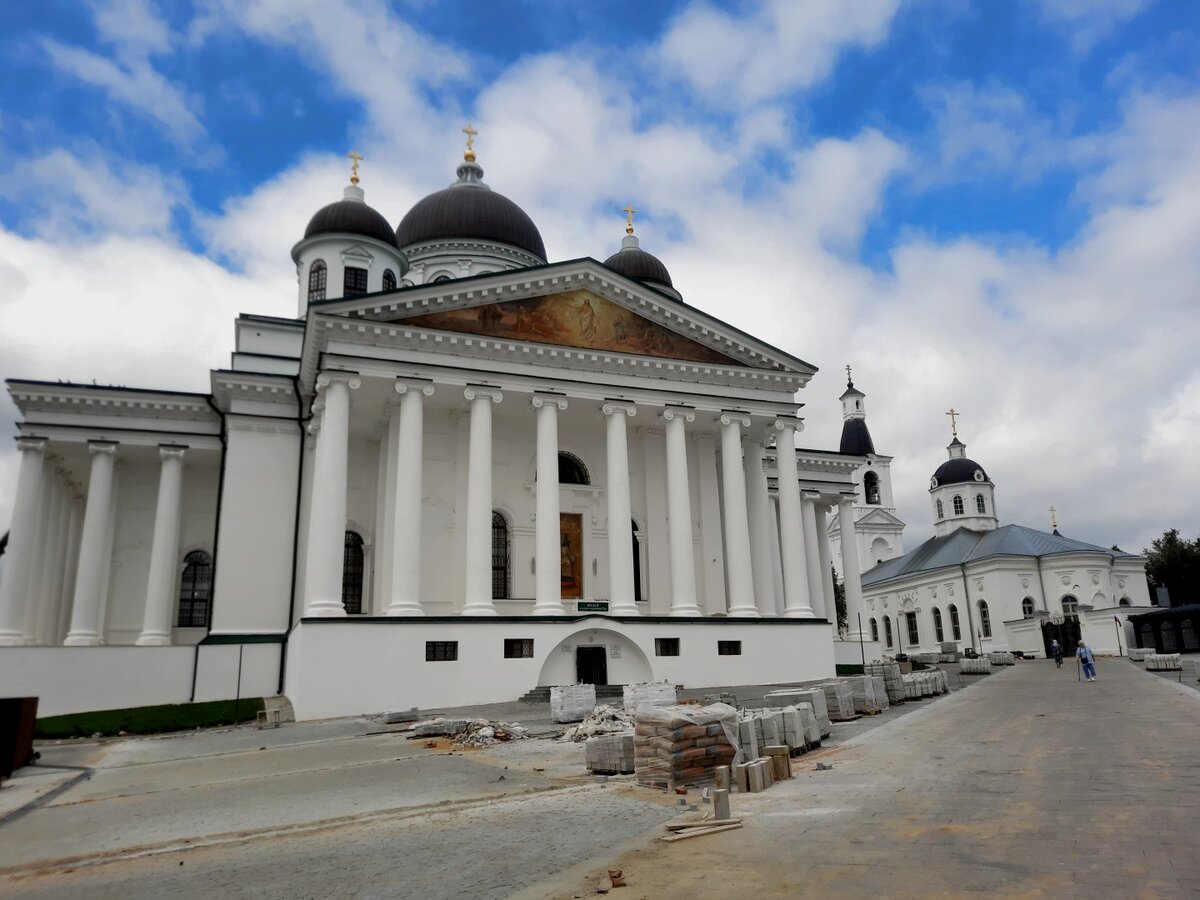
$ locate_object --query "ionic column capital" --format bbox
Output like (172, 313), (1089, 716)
(464, 385), (503, 403)
(15, 436), (48, 454)
(532, 393), (568, 410)
(87, 440), (119, 458)
(773, 415), (805, 433)
(719, 411), (751, 428)
(395, 377), (434, 397)
(316, 370), (362, 392)
(662, 405), (695, 423)
(601, 399), (637, 417)
(158, 444), (189, 462)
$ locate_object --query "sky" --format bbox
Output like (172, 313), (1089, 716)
(0, 0), (1197, 556)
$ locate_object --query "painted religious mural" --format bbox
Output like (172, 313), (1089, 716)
(404, 289), (739, 365)
(560, 513), (584, 600)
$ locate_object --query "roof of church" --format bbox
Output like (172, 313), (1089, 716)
(862, 524), (1141, 587)
(396, 161), (546, 260)
(603, 245), (673, 287)
(932, 455), (987, 485)
(304, 197), (399, 248)
(839, 417), (875, 455)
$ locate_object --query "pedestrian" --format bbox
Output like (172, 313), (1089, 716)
(1051, 639), (1063, 668)
(1077, 640), (1097, 681)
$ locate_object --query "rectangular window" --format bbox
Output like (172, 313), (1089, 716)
(655, 638), (680, 657)
(343, 266), (368, 297)
(425, 640), (458, 662)
(717, 640), (742, 656)
(504, 638), (533, 659)
(906, 612), (919, 646)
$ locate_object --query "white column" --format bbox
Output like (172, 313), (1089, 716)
(774, 418), (814, 617)
(640, 427), (669, 611)
(838, 496), (868, 640)
(719, 413), (757, 617)
(768, 496), (786, 615)
(532, 393), (568, 615)
(387, 379), (433, 616)
(694, 433), (726, 615)
(801, 493), (826, 620)
(662, 406), (700, 617)
(815, 501), (836, 626)
(28, 475), (64, 643)
(0, 437), (48, 645)
(463, 386), (503, 615)
(743, 434), (775, 617)
(64, 441), (119, 645)
(302, 372), (361, 617)
(56, 494), (84, 644)
(137, 445), (188, 645)
(603, 401), (638, 615)
(38, 478), (73, 645)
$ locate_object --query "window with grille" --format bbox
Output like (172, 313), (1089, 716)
(906, 611), (919, 645)
(382, 269), (397, 291)
(870, 618), (879, 641)
(308, 260), (327, 302)
(342, 532), (364, 613)
(655, 638), (680, 656)
(504, 638), (533, 658)
(949, 603), (961, 640)
(344, 266), (368, 297)
(883, 615), (893, 648)
(976, 494), (986, 514)
(952, 495), (965, 516)
(933, 607), (944, 642)
(177, 550), (212, 627)
(936, 499), (944, 519)
(717, 640), (742, 656)
(979, 600), (992, 638)
(492, 512), (510, 599)
(1021, 597), (1035, 618)
(426, 641), (458, 661)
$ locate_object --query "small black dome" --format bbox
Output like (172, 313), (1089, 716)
(840, 418), (875, 455)
(305, 198), (398, 248)
(396, 163), (546, 260)
(604, 246), (673, 287)
(933, 457), (987, 486)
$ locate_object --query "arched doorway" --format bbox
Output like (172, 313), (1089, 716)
(537, 628), (654, 687)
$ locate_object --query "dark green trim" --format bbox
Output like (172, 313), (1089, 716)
(299, 614), (831, 627)
(200, 632), (287, 645)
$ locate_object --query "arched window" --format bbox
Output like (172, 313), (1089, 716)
(979, 600), (991, 638)
(432, 274), (452, 283)
(1119, 597), (1131, 607)
(936, 499), (944, 519)
(308, 260), (327, 302)
(1021, 597), (1035, 618)
(491, 512), (510, 599)
(870, 617), (879, 641)
(1062, 595), (1078, 616)
(952, 495), (965, 516)
(177, 550), (212, 627)
(949, 603), (961, 640)
(558, 451), (590, 485)
(1138, 622), (1154, 649)
(632, 519), (643, 603)
(382, 268), (397, 291)
(976, 494), (986, 514)
(342, 532), (364, 613)
(863, 471), (880, 505)
(933, 607), (944, 642)
(906, 612), (919, 645)
(883, 615), (893, 649)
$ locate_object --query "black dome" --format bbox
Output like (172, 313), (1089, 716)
(305, 198), (398, 248)
(933, 457), (987, 486)
(396, 164), (546, 260)
(604, 246), (673, 287)
(840, 418), (875, 455)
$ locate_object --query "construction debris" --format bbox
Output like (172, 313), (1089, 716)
(454, 720), (529, 748)
(559, 705), (633, 742)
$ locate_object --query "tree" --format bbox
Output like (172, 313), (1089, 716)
(831, 565), (847, 631)
(1143, 529), (1200, 607)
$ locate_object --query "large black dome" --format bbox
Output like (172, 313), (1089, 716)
(305, 198), (398, 248)
(933, 457), (987, 486)
(396, 162), (546, 260)
(604, 246), (673, 287)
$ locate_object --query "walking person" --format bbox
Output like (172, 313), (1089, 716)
(1077, 640), (1097, 681)
(1051, 639), (1063, 668)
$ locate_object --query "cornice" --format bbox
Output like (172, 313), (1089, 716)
(7, 382), (218, 423)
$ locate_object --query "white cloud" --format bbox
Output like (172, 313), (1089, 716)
(1034, 0), (1156, 53)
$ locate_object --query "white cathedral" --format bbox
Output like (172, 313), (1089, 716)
(0, 138), (900, 720)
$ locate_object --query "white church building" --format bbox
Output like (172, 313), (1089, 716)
(0, 140), (889, 720)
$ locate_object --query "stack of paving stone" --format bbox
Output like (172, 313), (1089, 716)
(844, 675), (884, 714)
(622, 681), (677, 713)
(585, 731), (636, 774)
(781, 705), (822, 748)
(1127, 648), (1155, 662)
(960, 657), (993, 675)
(865, 662), (906, 705)
(1146, 653), (1182, 671)
(791, 689), (833, 737)
(988, 650), (1016, 666)
(633, 703), (738, 789)
(550, 684), (597, 723)
(819, 681), (857, 721)
(870, 675), (890, 710)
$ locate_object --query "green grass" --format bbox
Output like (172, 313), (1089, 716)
(35, 698), (266, 739)
(835, 664), (865, 675)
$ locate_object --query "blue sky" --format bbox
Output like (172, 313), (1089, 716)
(0, 0), (1198, 552)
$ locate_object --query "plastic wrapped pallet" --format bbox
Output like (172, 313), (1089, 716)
(634, 703), (739, 789)
(1146, 653), (1182, 671)
(787, 689), (832, 736)
(901, 673), (920, 699)
(919, 672), (935, 697)
(844, 675), (881, 714)
(865, 662), (906, 704)
(960, 657), (992, 675)
(988, 651), (1015, 666)
(622, 681), (677, 714)
(820, 681), (856, 721)
(1127, 648), (1154, 662)
(550, 684), (596, 723)
(871, 675), (890, 710)
(585, 731), (635, 774)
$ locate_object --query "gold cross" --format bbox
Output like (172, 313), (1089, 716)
(623, 204), (636, 235)
(845, 364), (853, 383)
(463, 123), (478, 161)
(1049, 506), (1058, 530)
(347, 150), (363, 185)
(946, 407), (959, 437)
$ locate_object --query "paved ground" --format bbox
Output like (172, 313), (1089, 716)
(2, 661), (1195, 898)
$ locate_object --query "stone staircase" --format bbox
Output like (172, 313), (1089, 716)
(518, 684), (625, 704)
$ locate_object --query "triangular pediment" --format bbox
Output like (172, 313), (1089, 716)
(401, 288), (739, 365)
(857, 508), (906, 527)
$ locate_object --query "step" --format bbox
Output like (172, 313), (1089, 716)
(517, 684), (626, 703)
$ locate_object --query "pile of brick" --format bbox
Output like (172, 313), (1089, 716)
(734, 746), (792, 793)
(768, 688), (832, 736)
(865, 662), (906, 705)
(819, 681), (857, 721)
(843, 675), (884, 714)
(622, 681), (677, 713)
(585, 731), (635, 774)
(988, 650), (1016, 666)
(550, 684), (597, 723)
(634, 703), (738, 789)
(960, 657), (993, 675)
(1127, 648), (1155, 662)
(1146, 653), (1182, 671)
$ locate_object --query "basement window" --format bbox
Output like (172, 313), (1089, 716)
(717, 640), (742, 656)
(425, 641), (458, 662)
(655, 638), (680, 657)
(504, 638), (534, 659)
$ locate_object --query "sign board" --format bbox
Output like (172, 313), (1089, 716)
(577, 601), (609, 613)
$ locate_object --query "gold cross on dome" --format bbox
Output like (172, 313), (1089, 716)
(945, 407), (959, 437)
(623, 204), (636, 235)
(347, 150), (363, 185)
(462, 123), (478, 161)
(1050, 506), (1058, 530)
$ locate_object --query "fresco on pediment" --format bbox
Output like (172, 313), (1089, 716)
(404, 289), (739, 365)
